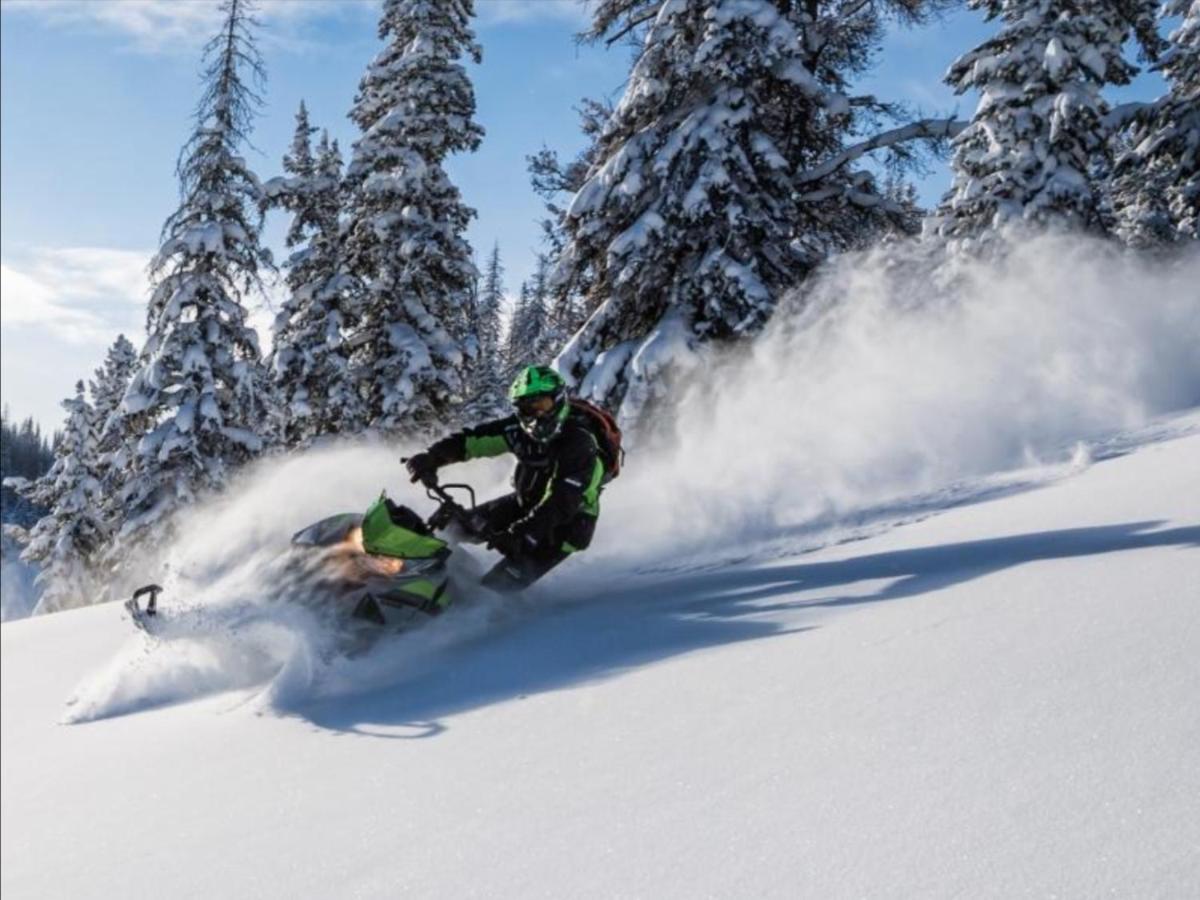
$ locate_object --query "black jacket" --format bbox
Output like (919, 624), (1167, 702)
(427, 408), (605, 535)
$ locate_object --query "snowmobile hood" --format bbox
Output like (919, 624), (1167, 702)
(361, 495), (448, 559)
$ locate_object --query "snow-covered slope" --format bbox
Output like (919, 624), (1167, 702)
(3, 412), (1198, 899)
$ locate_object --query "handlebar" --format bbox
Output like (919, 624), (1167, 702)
(426, 482), (477, 511)
(131, 583), (162, 616)
(402, 456), (481, 535)
(401, 457), (476, 509)
(422, 482), (482, 536)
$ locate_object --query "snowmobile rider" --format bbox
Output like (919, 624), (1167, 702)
(404, 366), (606, 592)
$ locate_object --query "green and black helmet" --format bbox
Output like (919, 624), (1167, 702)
(510, 365), (569, 442)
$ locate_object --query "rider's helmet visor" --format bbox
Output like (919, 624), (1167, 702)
(515, 394), (557, 418)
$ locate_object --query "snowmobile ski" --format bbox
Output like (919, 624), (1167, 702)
(124, 584), (162, 634)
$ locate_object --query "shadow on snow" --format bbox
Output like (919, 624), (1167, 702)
(303, 520), (1199, 739)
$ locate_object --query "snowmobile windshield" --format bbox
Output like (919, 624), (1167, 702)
(361, 497), (448, 559)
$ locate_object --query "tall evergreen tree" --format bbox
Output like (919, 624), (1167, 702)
(542, 285), (584, 370)
(16, 383), (105, 614)
(504, 281), (533, 379)
(342, 0), (485, 436)
(881, 176), (926, 238)
(106, 0), (274, 555)
(89, 334), (138, 444)
(554, 0), (959, 422)
(529, 253), (569, 363)
(88, 334), (138, 556)
(935, 0), (1162, 246)
(265, 104), (364, 446)
(512, 271), (549, 373)
(477, 244), (505, 367)
(464, 243), (508, 415)
(1113, 0), (1200, 245)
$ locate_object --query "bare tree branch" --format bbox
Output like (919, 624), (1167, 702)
(604, 8), (658, 46)
(795, 117), (967, 185)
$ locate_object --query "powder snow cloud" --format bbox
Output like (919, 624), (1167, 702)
(590, 233), (1200, 564)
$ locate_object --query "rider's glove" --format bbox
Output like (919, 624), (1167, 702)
(404, 452), (439, 487)
(486, 529), (520, 557)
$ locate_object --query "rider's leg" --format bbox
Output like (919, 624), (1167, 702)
(481, 547), (571, 592)
(479, 513), (595, 592)
(458, 494), (524, 543)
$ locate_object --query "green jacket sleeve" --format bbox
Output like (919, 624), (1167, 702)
(426, 416), (516, 467)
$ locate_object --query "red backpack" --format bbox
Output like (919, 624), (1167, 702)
(569, 398), (625, 481)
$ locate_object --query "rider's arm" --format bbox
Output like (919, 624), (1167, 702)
(424, 417), (518, 467)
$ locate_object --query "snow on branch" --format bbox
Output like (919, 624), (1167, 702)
(795, 118), (967, 185)
(794, 183), (906, 215)
(1104, 102), (1155, 132)
(839, 0), (874, 20)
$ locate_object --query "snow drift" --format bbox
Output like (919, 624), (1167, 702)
(64, 232), (1200, 721)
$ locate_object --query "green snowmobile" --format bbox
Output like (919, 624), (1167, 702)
(125, 482), (487, 634)
(288, 482), (485, 628)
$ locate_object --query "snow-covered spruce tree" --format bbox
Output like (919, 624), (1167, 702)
(463, 243), (508, 416)
(935, 0), (1163, 247)
(503, 280), (543, 379)
(342, 0), (484, 437)
(529, 253), (571, 363)
(106, 0), (274, 557)
(517, 271), (550, 370)
(265, 105), (365, 446)
(476, 244), (505, 376)
(88, 333), (137, 562)
(874, 174), (924, 238)
(89, 334), (138, 444)
(542, 283), (584, 368)
(503, 281), (528, 379)
(1114, 0), (1200, 245)
(554, 0), (960, 422)
(17, 383), (106, 614)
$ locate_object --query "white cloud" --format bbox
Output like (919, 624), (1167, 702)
(1, 0), (376, 54)
(3, 0), (591, 51)
(0, 245), (284, 425)
(3, 0), (221, 52)
(0, 247), (149, 345)
(1, 246), (152, 426)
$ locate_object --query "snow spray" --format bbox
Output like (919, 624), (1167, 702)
(67, 232), (1200, 720)
(586, 232), (1200, 564)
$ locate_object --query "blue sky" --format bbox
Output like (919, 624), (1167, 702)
(0, 0), (1166, 430)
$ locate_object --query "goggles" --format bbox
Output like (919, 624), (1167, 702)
(515, 394), (559, 418)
